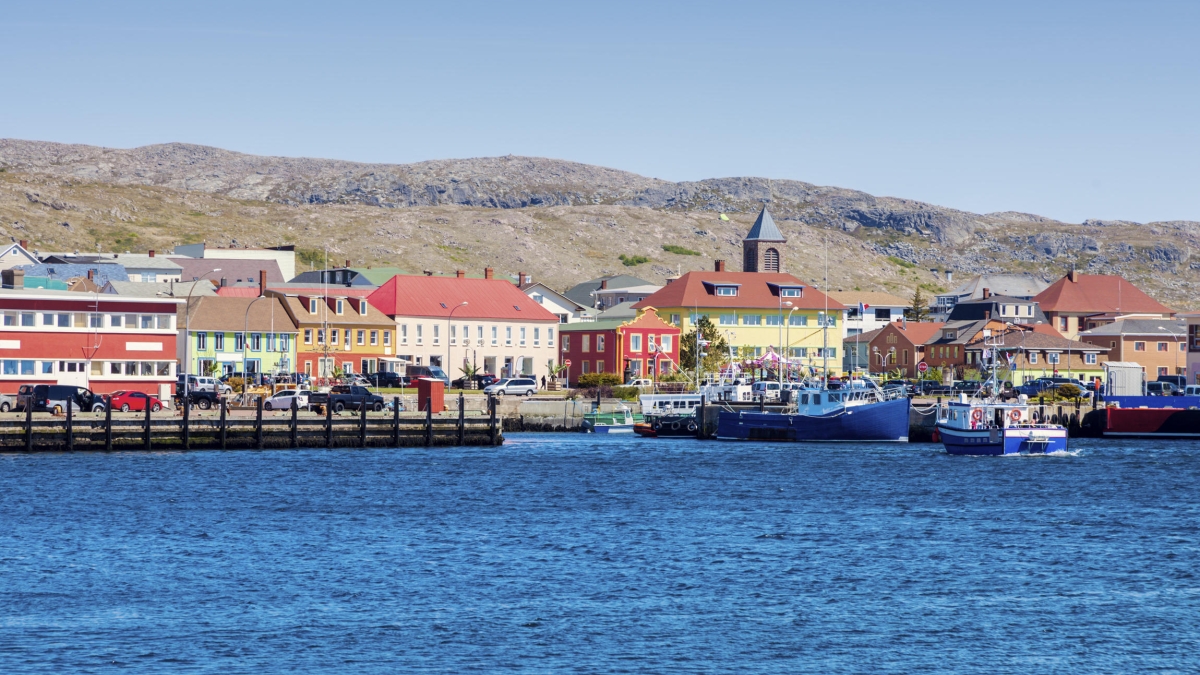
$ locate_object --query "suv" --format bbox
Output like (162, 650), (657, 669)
(1185, 385), (1200, 397)
(751, 381), (781, 401)
(406, 365), (450, 386)
(1157, 375), (1187, 390)
(17, 384), (104, 413)
(1147, 381), (1181, 396)
(367, 371), (404, 388)
(483, 377), (538, 396)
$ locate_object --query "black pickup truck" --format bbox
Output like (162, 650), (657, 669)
(309, 385), (385, 413)
(173, 390), (224, 410)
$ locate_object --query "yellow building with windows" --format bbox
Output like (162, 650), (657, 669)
(268, 291), (397, 378)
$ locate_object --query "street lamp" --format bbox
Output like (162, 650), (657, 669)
(242, 295), (268, 401)
(447, 301), (468, 385)
(183, 268), (221, 398)
(777, 299), (792, 387)
(784, 306), (798, 382)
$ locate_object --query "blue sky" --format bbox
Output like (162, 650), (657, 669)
(2, 1), (1197, 223)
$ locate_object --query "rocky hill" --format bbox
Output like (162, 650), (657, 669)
(1, 139), (1197, 308)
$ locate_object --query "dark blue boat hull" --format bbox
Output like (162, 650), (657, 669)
(716, 398), (910, 442)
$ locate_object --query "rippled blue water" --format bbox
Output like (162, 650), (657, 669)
(2, 434), (1199, 673)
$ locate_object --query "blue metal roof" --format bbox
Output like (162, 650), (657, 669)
(17, 263), (129, 285)
(745, 207), (786, 241)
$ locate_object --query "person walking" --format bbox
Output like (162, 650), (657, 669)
(541, 375), (547, 390)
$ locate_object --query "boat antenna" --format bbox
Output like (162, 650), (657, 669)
(823, 232), (829, 390)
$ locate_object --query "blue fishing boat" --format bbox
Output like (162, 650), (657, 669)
(936, 398), (1067, 455)
(716, 383), (910, 442)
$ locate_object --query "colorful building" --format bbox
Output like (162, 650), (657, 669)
(268, 291), (397, 378)
(558, 307), (681, 384)
(1032, 271), (1174, 339)
(866, 321), (945, 378)
(179, 296), (298, 378)
(0, 283), (181, 398)
(368, 269), (560, 381)
(1077, 318), (1187, 380)
(966, 324), (1109, 385)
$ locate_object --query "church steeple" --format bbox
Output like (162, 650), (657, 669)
(742, 207), (786, 273)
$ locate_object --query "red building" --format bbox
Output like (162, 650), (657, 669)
(0, 285), (181, 398)
(558, 308), (681, 384)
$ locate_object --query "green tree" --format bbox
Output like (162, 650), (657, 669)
(907, 286), (931, 322)
(679, 315), (729, 375)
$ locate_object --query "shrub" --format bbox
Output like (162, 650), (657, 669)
(577, 372), (622, 388)
(662, 244), (700, 256)
(227, 377), (245, 390)
(575, 385), (639, 401)
(618, 254), (650, 266)
(1056, 383), (1082, 399)
(887, 256), (916, 269)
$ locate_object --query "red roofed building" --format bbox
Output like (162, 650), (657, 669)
(866, 321), (945, 377)
(367, 269), (560, 381)
(558, 307), (681, 385)
(631, 261), (847, 365)
(1033, 270), (1174, 339)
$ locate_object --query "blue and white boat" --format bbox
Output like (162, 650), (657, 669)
(716, 382), (910, 442)
(936, 396), (1067, 455)
(582, 405), (640, 434)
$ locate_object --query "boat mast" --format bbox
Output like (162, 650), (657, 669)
(822, 233), (828, 390)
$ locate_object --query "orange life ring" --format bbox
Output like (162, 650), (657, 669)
(1010, 409), (1022, 421)
(971, 409), (984, 422)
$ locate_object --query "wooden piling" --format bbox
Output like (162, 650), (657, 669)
(219, 399), (227, 450)
(182, 396), (191, 451)
(359, 398), (367, 448)
(144, 400), (152, 452)
(489, 395), (497, 446)
(425, 398), (433, 447)
(325, 401), (333, 449)
(255, 397), (264, 450)
(290, 397), (298, 449)
(24, 404), (32, 453)
(457, 392), (465, 446)
(392, 396), (400, 446)
(104, 399), (113, 453)
(65, 400), (73, 452)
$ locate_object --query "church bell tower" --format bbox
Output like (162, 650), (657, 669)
(742, 206), (787, 273)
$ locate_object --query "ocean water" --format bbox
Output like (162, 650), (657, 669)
(1, 435), (1198, 674)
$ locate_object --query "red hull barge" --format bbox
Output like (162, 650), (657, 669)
(1103, 407), (1200, 438)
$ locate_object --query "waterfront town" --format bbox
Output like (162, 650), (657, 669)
(0, 205), (1192, 401)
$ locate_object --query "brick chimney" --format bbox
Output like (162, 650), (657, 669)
(87, 269), (94, 281)
(345, 259), (351, 269)
(220, 277), (228, 287)
(259, 269), (267, 297)
(484, 267), (494, 280)
(518, 272), (528, 285)
(455, 270), (465, 278)
(148, 249), (155, 257)
(600, 279), (608, 290)
(1068, 270), (1081, 283)
(2, 269), (24, 290)
(982, 287), (991, 299)
(715, 260), (726, 272)
(18, 239), (28, 250)
(985, 310), (991, 320)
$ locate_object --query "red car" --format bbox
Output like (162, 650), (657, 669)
(108, 390), (164, 413)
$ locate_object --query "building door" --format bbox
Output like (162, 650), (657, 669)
(483, 356), (497, 376)
(503, 357), (513, 377)
(361, 358), (376, 374)
(318, 358), (336, 377)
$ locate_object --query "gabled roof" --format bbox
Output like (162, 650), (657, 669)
(103, 280), (218, 298)
(563, 275), (655, 307)
(844, 326), (888, 344)
(966, 327), (1109, 352)
(594, 300), (640, 321)
(745, 207), (785, 241)
(0, 242), (38, 265)
(946, 295), (1050, 323)
(368, 275), (560, 322)
(18, 263), (128, 285)
(182, 296), (296, 332)
(174, 257), (284, 285)
(1033, 274), (1174, 315)
(828, 290), (911, 308)
(270, 293), (397, 328)
(878, 321), (944, 345)
(520, 281), (593, 313)
(560, 308), (679, 334)
(1077, 318), (1187, 337)
(926, 319), (988, 345)
(941, 274), (1049, 300)
(631, 271), (844, 311)
(349, 267), (404, 286)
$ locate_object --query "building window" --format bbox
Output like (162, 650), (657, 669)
(1159, 366), (1169, 377)
(1158, 342), (1169, 352)
(534, 327), (540, 346)
(382, 331), (391, 347)
(720, 314), (737, 326)
(336, 299), (344, 315)
(520, 327), (526, 346)
(763, 248), (780, 272)
(369, 330), (378, 346)
(234, 333), (245, 351)
(790, 347), (807, 358)
(304, 329), (313, 344)
(715, 286), (738, 297)
(250, 334), (262, 351)
(491, 326), (498, 345)
(631, 334), (642, 351)
(309, 299), (318, 314)
(1134, 342), (1146, 351)
(279, 334), (289, 351)
(1047, 352), (1060, 364)
(780, 288), (802, 297)
(874, 308), (891, 321)
(581, 361), (590, 374)
(766, 315), (782, 326)
(818, 313), (837, 327)
(1084, 353), (1097, 365)
(789, 315), (807, 326)
(506, 326), (512, 346)
(331, 329), (340, 345)
(562, 334), (570, 351)
(742, 315), (762, 326)
(1059, 316), (1068, 331)
(548, 328), (554, 346)
(661, 335), (672, 352)
(357, 330), (365, 346)
(1028, 351), (1038, 364)
(596, 360), (605, 373)
(316, 329), (325, 344)
(670, 314), (681, 325)
(582, 335), (590, 352)
(343, 329), (351, 346)
(359, 302), (367, 316)
(631, 359), (643, 375)
(416, 324), (422, 345)
(196, 332), (207, 351)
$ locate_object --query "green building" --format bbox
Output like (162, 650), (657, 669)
(179, 296), (298, 377)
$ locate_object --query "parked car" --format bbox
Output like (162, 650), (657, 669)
(451, 373), (498, 389)
(405, 365), (450, 386)
(177, 374), (232, 395)
(1185, 385), (1200, 397)
(367, 371), (404, 388)
(628, 378), (654, 389)
(483, 377), (538, 396)
(1157, 375), (1187, 390)
(308, 385), (385, 413)
(109, 390), (165, 412)
(175, 389), (222, 410)
(17, 384), (104, 414)
(881, 380), (910, 396)
(0, 392), (13, 412)
(751, 381), (781, 401)
(1146, 381), (1181, 396)
(264, 389), (313, 411)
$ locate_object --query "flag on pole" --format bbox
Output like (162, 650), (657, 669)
(859, 302), (870, 315)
